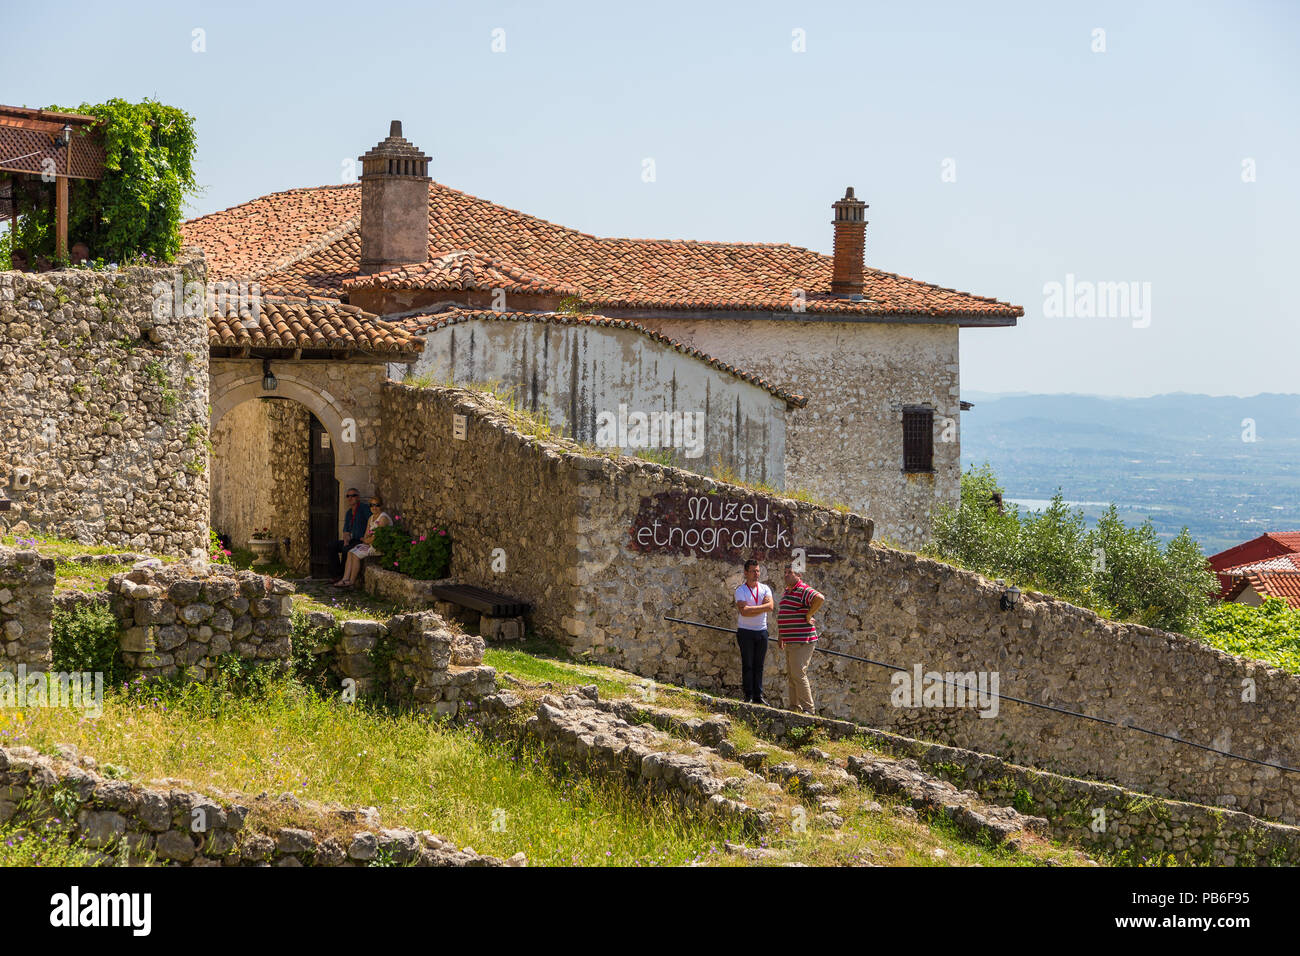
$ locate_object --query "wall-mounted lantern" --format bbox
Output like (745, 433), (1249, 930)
(1000, 584), (1021, 611)
(261, 359), (278, 392)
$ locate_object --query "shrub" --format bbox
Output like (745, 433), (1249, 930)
(50, 604), (125, 683)
(372, 518), (451, 581)
(927, 465), (1217, 633)
(1196, 598), (1300, 673)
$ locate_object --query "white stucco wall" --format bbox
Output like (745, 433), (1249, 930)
(630, 317), (962, 547)
(394, 318), (789, 487)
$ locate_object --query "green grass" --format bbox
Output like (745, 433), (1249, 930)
(0, 818), (102, 867)
(484, 641), (638, 699)
(290, 580), (406, 624)
(1, 532), (133, 559)
(2, 676), (753, 867)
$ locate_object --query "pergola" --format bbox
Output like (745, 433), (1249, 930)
(0, 104), (105, 262)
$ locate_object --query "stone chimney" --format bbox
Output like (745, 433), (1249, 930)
(358, 120), (431, 275)
(830, 186), (868, 297)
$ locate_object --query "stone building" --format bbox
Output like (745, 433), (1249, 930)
(183, 121), (1022, 548)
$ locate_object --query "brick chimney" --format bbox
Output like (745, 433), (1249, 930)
(358, 120), (431, 275)
(830, 186), (868, 297)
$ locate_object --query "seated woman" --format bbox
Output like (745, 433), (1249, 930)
(333, 492), (392, 588)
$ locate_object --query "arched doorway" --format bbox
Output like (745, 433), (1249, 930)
(210, 363), (380, 577)
(210, 397), (317, 575)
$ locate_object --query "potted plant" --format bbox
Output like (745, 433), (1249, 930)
(248, 526), (277, 566)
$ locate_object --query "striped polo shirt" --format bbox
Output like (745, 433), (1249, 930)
(777, 580), (822, 643)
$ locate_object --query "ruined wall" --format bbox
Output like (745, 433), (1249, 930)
(0, 255), (211, 554)
(107, 565), (294, 680)
(379, 383), (1300, 825)
(0, 546), (54, 668)
(0, 743), (518, 866)
(632, 317), (961, 548)
(395, 316), (789, 486)
(211, 399), (310, 574)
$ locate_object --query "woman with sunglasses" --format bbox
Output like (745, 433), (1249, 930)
(333, 492), (391, 589)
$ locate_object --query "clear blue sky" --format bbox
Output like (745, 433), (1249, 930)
(4, 0), (1296, 397)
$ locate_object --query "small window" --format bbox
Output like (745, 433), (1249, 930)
(902, 406), (934, 473)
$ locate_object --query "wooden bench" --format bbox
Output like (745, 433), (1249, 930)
(428, 584), (532, 618)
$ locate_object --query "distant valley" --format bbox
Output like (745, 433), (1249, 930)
(959, 392), (1300, 556)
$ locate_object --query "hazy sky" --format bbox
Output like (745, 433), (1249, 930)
(4, 0), (1296, 397)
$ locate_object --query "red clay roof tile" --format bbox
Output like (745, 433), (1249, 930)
(183, 182), (1022, 320)
(208, 295), (421, 354)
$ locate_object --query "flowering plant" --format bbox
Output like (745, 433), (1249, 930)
(251, 526), (273, 539)
(372, 517), (451, 580)
(208, 527), (232, 564)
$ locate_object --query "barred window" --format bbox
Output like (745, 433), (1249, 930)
(902, 406), (934, 473)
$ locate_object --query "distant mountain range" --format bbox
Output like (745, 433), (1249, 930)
(959, 393), (1300, 556)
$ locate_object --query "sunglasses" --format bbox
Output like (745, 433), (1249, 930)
(346, 493), (358, 498)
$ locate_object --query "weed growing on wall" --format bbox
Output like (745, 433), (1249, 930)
(50, 604), (125, 684)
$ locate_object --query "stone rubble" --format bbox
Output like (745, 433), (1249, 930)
(0, 743), (523, 867)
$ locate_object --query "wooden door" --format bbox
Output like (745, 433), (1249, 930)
(308, 415), (338, 578)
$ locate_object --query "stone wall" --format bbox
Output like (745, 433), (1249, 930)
(106, 565), (294, 680)
(703, 695), (1300, 866)
(632, 317), (961, 548)
(0, 743), (520, 866)
(385, 611), (494, 718)
(395, 315), (791, 486)
(378, 382), (1300, 825)
(379, 384), (582, 627)
(0, 547), (54, 668)
(0, 254), (211, 554)
(211, 399), (311, 573)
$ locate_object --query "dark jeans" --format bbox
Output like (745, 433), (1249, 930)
(736, 627), (769, 703)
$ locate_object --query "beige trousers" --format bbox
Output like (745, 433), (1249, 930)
(783, 642), (816, 714)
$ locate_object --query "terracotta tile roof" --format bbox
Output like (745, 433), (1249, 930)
(1209, 532), (1300, 597)
(402, 307), (806, 408)
(341, 250), (579, 296)
(1226, 570), (1300, 610)
(183, 182), (1022, 321)
(208, 296), (421, 354)
(1210, 532), (1300, 569)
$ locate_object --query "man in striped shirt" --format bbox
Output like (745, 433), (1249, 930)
(777, 563), (825, 714)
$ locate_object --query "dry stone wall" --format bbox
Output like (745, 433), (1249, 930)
(379, 384), (582, 623)
(0, 743), (520, 867)
(106, 564), (294, 679)
(0, 254), (210, 554)
(378, 383), (1300, 825)
(0, 546), (54, 668)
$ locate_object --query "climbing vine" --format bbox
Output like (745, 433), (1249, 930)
(0, 98), (197, 266)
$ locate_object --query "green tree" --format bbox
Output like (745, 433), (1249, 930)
(1, 98), (197, 265)
(927, 466), (1217, 634)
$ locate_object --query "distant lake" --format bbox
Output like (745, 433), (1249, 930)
(1007, 498), (1165, 512)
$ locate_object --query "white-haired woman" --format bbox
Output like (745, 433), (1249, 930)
(333, 492), (391, 589)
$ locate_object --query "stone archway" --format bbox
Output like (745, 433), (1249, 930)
(209, 359), (388, 573)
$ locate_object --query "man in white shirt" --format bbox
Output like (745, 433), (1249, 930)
(733, 559), (775, 705)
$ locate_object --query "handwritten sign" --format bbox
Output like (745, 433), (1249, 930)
(628, 491), (796, 562)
